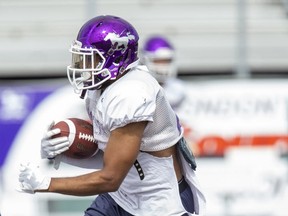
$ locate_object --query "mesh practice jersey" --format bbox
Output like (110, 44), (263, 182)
(86, 65), (183, 152)
(85, 65), (205, 215)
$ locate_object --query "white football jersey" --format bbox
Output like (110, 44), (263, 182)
(85, 65), (206, 215)
(162, 77), (187, 110)
(86, 65), (183, 152)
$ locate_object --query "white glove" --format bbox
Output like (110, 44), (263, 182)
(18, 162), (51, 194)
(41, 121), (70, 159)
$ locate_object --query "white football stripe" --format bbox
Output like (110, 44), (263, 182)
(79, 132), (95, 143)
(63, 119), (76, 147)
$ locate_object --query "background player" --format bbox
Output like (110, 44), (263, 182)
(141, 36), (186, 110)
(141, 36), (199, 155)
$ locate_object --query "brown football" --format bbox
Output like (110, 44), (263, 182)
(52, 118), (98, 159)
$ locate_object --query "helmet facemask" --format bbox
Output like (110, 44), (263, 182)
(67, 40), (111, 93)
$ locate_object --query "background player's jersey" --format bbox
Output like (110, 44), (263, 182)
(162, 77), (187, 110)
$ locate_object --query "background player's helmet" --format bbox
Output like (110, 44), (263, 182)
(142, 36), (177, 83)
(67, 15), (139, 92)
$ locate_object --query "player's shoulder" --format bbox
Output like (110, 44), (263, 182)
(111, 65), (160, 94)
(100, 68), (158, 110)
(128, 65), (158, 83)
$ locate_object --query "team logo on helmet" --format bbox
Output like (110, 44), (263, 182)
(104, 32), (136, 54)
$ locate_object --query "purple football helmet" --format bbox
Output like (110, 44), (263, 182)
(142, 36), (176, 83)
(67, 15), (139, 93)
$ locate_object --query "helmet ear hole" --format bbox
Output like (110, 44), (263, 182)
(114, 56), (123, 64)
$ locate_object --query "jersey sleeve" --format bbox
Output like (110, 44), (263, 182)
(104, 80), (157, 131)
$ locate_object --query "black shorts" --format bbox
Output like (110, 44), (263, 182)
(84, 177), (195, 216)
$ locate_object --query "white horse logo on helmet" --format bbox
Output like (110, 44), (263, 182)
(104, 32), (135, 53)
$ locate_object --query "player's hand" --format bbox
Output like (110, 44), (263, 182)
(18, 162), (51, 194)
(41, 121), (70, 159)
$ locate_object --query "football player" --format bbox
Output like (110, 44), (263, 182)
(142, 36), (199, 155)
(141, 36), (186, 110)
(18, 15), (206, 216)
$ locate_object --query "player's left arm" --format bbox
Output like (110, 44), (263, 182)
(44, 121), (147, 196)
(101, 120), (147, 189)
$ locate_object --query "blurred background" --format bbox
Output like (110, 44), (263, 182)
(1, 0), (288, 215)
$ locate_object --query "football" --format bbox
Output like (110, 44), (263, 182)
(52, 118), (98, 159)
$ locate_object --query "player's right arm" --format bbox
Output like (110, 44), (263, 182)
(18, 121), (147, 195)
